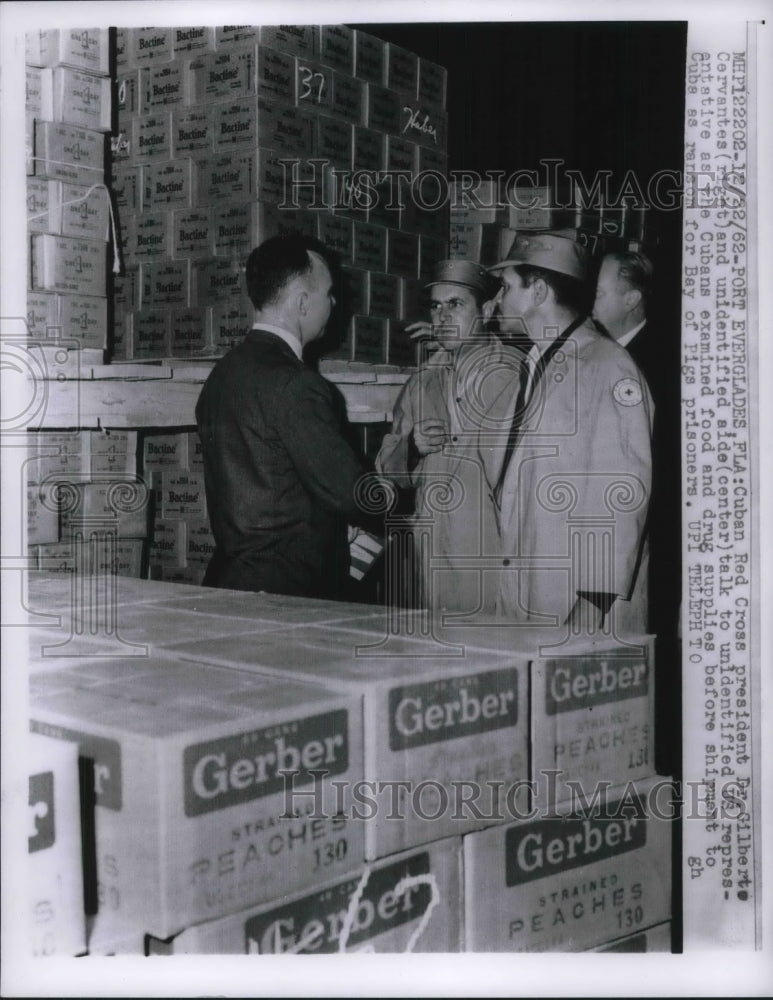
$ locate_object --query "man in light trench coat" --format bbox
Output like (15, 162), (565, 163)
(487, 232), (653, 631)
(376, 259), (522, 617)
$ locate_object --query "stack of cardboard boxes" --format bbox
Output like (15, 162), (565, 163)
(449, 179), (653, 269)
(110, 25), (449, 367)
(27, 571), (672, 955)
(26, 29), (113, 368)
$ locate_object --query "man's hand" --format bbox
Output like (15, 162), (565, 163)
(413, 419), (448, 456)
(407, 321), (434, 341)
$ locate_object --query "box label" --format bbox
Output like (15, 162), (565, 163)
(183, 709), (349, 816)
(504, 795), (648, 887)
(544, 656), (649, 716)
(388, 667), (519, 751)
(245, 850), (431, 953)
(30, 719), (122, 810)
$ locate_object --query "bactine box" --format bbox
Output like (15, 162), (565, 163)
(332, 72), (366, 126)
(418, 58), (448, 109)
(150, 519), (186, 570)
(30, 659), (364, 944)
(171, 306), (212, 356)
(111, 164), (143, 214)
(159, 470), (207, 519)
(133, 112), (172, 162)
(193, 257), (245, 305)
(211, 298), (252, 350)
(143, 432), (188, 470)
(173, 208), (212, 259)
(34, 122), (106, 186)
(149, 836), (462, 954)
(140, 259), (190, 309)
(172, 106), (214, 157)
(354, 31), (386, 86)
(27, 734), (86, 956)
(164, 626), (530, 860)
(367, 270), (402, 319)
(217, 26), (260, 49)
(259, 25), (316, 60)
(131, 27), (174, 65)
(295, 57), (334, 113)
(195, 151), (258, 205)
(399, 100), (448, 151)
(187, 48), (257, 105)
(212, 98), (314, 156)
(463, 775), (672, 952)
(40, 67), (112, 132)
(173, 26), (215, 57)
(143, 62), (185, 110)
(352, 315), (387, 364)
(386, 43), (419, 97)
(144, 159), (192, 209)
(132, 309), (171, 360)
(255, 45), (296, 104)
(318, 25), (354, 75)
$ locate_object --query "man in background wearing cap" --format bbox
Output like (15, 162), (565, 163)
(376, 259), (521, 616)
(488, 231), (653, 630)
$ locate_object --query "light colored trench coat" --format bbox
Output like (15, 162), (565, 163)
(483, 320), (654, 627)
(376, 338), (521, 617)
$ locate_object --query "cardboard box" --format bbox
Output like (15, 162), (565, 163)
(463, 776), (673, 952)
(111, 164), (143, 214)
(216, 27), (260, 49)
(186, 432), (204, 469)
(111, 309), (133, 361)
(132, 309), (171, 360)
(59, 481), (150, 539)
(366, 84), (402, 135)
(58, 294), (108, 349)
(140, 259), (190, 309)
(417, 145), (448, 177)
(508, 207), (558, 230)
(317, 115), (353, 164)
(150, 519), (186, 570)
(530, 641), (655, 807)
(592, 919), (672, 952)
(113, 269), (140, 314)
(90, 431), (138, 478)
(131, 27), (174, 66)
(192, 257), (245, 305)
(210, 298), (251, 350)
(133, 212), (170, 259)
(352, 315), (387, 364)
(172, 209), (212, 259)
(195, 151), (257, 206)
(149, 836), (462, 954)
(260, 203), (318, 242)
(143, 159), (193, 211)
(318, 25), (354, 75)
(27, 431), (89, 485)
(186, 520), (215, 571)
(187, 48), (257, 105)
(116, 68), (143, 119)
(26, 30), (45, 67)
(172, 26), (215, 57)
(31, 235), (106, 296)
(353, 126), (385, 173)
(399, 100), (448, 151)
(354, 31), (386, 86)
(164, 627), (530, 860)
(212, 202), (265, 257)
(30, 660), (364, 942)
(418, 236), (448, 283)
(26, 65), (43, 114)
(295, 57), (334, 113)
(386, 43), (418, 97)
(28, 485), (60, 544)
(387, 229), (419, 279)
(27, 733), (86, 956)
(171, 106), (214, 157)
(114, 28), (130, 72)
(255, 45), (296, 104)
(110, 128), (133, 166)
(160, 471), (207, 519)
(26, 180), (110, 241)
(331, 72), (366, 126)
(31, 542), (75, 575)
(141, 62), (184, 112)
(38, 28), (109, 75)
(367, 270), (402, 319)
(33, 122), (105, 186)
(418, 58), (447, 109)
(385, 135), (418, 177)
(40, 67), (112, 132)
(258, 25), (316, 60)
(26, 292), (60, 339)
(387, 319), (420, 369)
(133, 113), (172, 163)
(340, 265), (369, 318)
(143, 433), (188, 470)
(170, 307), (211, 356)
(353, 222), (387, 273)
(317, 213), (353, 263)
(449, 223), (483, 262)
(27, 178), (53, 234)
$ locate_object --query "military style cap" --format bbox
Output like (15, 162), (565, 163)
(424, 259), (500, 298)
(489, 230), (590, 281)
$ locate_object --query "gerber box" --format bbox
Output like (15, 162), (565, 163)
(165, 626), (530, 860)
(463, 775), (672, 952)
(28, 733), (86, 956)
(149, 836), (462, 954)
(29, 658), (364, 945)
(530, 636), (654, 807)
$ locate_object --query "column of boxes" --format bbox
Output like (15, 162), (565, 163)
(27, 429), (146, 577)
(110, 25), (450, 368)
(143, 430), (210, 584)
(27, 571), (672, 954)
(26, 29), (112, 364)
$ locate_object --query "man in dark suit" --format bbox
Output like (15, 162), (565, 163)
(196, 234), (371, 599)
(593, 250), (680, 776)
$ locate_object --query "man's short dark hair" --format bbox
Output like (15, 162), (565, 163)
(514, 264), (588, 315)
(245, 233), (335, 310)
(605, 250), (654, 310)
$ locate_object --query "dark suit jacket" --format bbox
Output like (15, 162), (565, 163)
(195, 329), (369, 599)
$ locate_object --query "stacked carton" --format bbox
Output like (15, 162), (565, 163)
(26, 29), (112, 361)
(26, 572), (672, 954)
(27, 429), (146, 577)
(449, 178), (653, 269)
(110, 26), (449, 367)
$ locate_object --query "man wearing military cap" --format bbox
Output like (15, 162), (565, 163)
(376, 259), (521, 615)
(487, 230), (653, 630)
